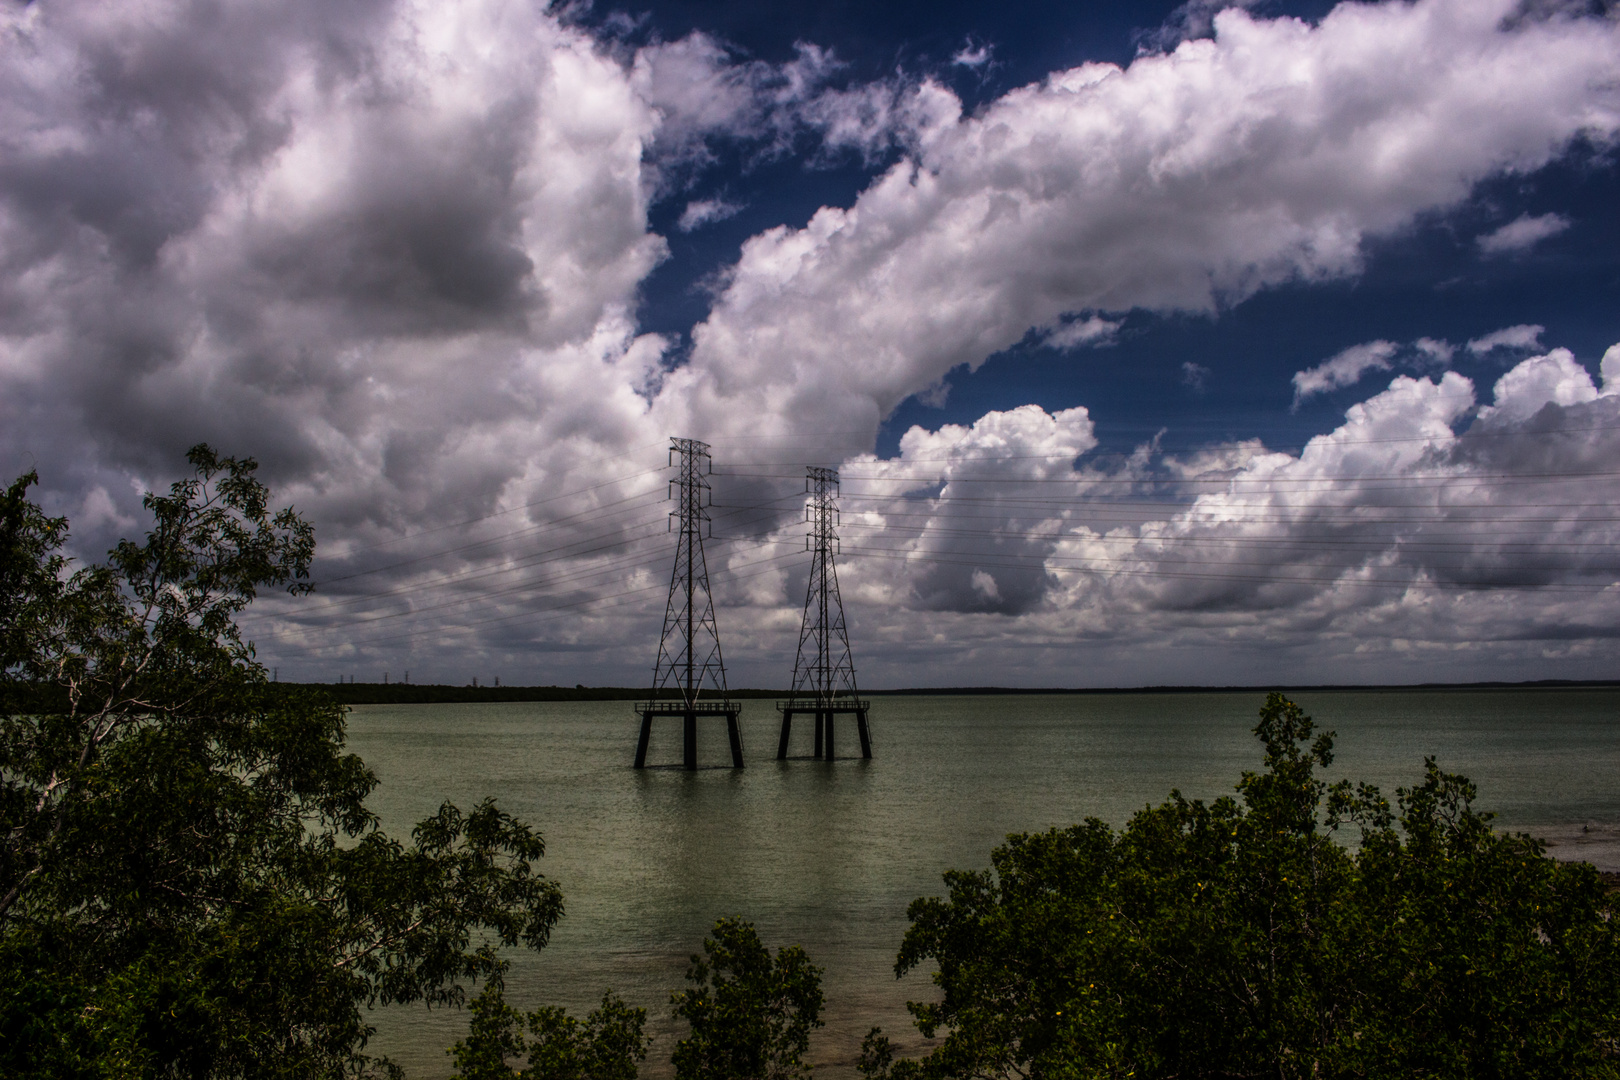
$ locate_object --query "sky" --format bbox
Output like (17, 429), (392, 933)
(3, 0), (1620, 688)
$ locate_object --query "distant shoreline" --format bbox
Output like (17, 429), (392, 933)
(300, 679), (1620, 706)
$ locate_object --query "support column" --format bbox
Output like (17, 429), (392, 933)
(856, 710), (872, 759)
(825, 712), (835, 760)
(727, 713), (745, 768)
(777, 713), (792, 760)
(684, 711), (697, 771)
(635, 713), (654, 769)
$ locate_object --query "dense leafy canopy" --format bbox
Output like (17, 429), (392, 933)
(448, 977), (650, 1080)
(1, 449), (563, 1078)
(670, 916), (825, 1080)
(446, 916), (822, 1080)
(861, 693), (1620, 1080)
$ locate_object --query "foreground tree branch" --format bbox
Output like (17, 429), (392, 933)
(1, 449), (563, 1078)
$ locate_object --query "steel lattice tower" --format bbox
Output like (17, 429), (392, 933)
(777, 467), (871, 760)
(635, 438), (743, 769)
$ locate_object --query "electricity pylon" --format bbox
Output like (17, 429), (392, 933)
(777, 466), (871, 760)
(635, 438), (743, 769)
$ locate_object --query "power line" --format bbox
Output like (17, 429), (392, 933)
(260, 538), (675, 632)
(707, 419), (1620, 468)
(827, 517), (1620, 554)
(835, 544), (1620, 592)
(316, 457), (668, 559)
(283, 510), (670, 611)
(262, 548), (803, 652)
(835, 492), (1620, 516)
(725, 468), (1620, 487)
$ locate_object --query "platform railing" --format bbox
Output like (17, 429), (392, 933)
(635, 698), (741, 714)
(774, 697), (871, 713)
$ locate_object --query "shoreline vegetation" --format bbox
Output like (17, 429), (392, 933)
(309, 679), (1620, 706)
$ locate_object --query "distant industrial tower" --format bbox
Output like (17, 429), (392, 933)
(778, 467), (871, 760)
(635, 438), (743, 770)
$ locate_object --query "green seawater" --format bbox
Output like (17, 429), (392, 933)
(348, 689), (1620, 1077)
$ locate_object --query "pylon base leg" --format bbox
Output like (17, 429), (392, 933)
(635, 712), (654, 768)
(727, 712), (744, 768)
(857, 709), (872, 759)
(683, 712), (697, 771)
(825, 712), (835, 760)
(777, 712), (792, 760)
(813, 712), (823, 758)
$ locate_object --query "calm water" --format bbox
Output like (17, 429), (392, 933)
(348, 689), (1620, 1077)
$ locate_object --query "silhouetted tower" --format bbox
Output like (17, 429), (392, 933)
(635, 438), (743, 770)
(777, 467), (871, 760)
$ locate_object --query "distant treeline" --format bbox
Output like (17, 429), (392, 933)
(872, 679), (1620, 696)
(304, 683), (790, 705)
(296, 679), (1620, 706)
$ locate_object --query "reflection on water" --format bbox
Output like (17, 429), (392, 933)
(347, 689), (1620, 1077)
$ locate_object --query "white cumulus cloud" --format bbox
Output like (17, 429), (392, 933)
(953, 41), (992, 68)
(659, 341), (1620, 687)
(1468, 324), (1546, 355)
(1043, 316), (1122, 350)
(1413, 337), (1456, 367)
(822, 345), (1620, 686)
(1292, 341), (1399, 404)
(1477, 212), (1572, 255)
(665, 0), (1620, 456)
(677, 197), (745, 232)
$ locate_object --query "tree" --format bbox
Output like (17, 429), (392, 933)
(671, 917), (825, 1080)
(447, 976), (650, 1080)
(1324, 759), (1620, 1077)
(861, 693), (1620, 1080)
(1, 448), (564, 1078)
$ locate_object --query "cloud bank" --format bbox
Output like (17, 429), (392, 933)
(2, 0), (1618, 684)
(667, 0), (1620, 451)
(785, 346), (1620, 686)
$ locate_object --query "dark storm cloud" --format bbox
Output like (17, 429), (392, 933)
(1, 0), (676, 529)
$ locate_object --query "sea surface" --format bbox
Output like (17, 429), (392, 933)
(348, 689), (1620, 1077)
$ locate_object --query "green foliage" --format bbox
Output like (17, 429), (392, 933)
(1, 470), (69, 684)
(864, 692), (1620, 1080)
(671, 916), (825, 1080)
(1324, 759), (1620, 1077)
(0, 449), (564, 1078)
(447, 976), (650, 1080)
